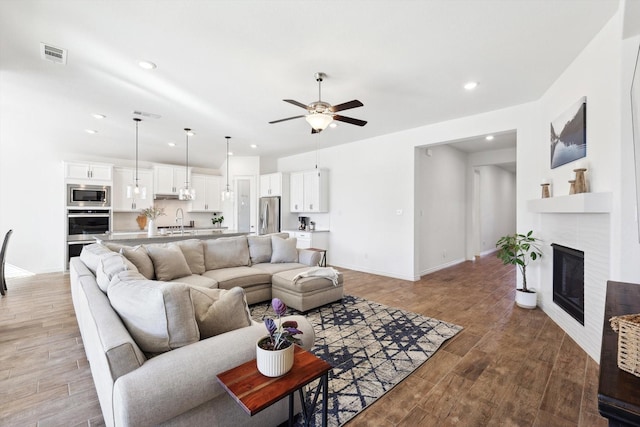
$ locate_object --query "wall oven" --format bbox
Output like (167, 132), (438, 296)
(67, 208), (111, 265)
(67, 184), (111, 207)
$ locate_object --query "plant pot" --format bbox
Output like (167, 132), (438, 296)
(515, 288), (537, 309)
(256, 337), (294, 377)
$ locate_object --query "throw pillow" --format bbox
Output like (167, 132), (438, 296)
(107, 278), (200, 354)
(189, 286), (252, 339)
(175, 239), (205, 274)
(79, 243), (115, 275)
(204, 236), (250, 270)
(96, 252), (137, 293)
(271, 236), (298, 263)
(247, 235), (272, 264)
(120, 245), (155, 280)
(145, 244), (192, 281)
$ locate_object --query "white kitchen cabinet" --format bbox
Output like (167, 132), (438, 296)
(290, 169), (329, 213)
(113, 167), (153, 212)
(153, 165), (190, 195)
(65, 162), (112, 182)
(259, 172), (287, 197)
(284, 230), (330, 264)
(189, 174), (222, 212)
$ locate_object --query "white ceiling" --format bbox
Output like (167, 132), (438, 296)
(0, 0), (618, 170)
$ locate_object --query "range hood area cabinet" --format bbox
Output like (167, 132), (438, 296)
(65, 161), (113, 183)
(112, 167), (153, 212)
(188, 174), (222, 212)
(290, 169), (329, 213)
(153, 165), (191, 196)
(259, 172), (288, 197)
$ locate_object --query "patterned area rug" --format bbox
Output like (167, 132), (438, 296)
(250, 295), (463, 426)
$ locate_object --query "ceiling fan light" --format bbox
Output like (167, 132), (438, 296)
(305, 112), (333, 131)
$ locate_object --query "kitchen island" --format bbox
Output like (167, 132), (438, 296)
(91, 229), (250, 245)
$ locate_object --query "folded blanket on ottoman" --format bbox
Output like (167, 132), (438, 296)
(292, 267), (341, 286)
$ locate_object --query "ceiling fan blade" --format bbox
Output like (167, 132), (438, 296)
(283, 99), (309, 110)
(333, 115), (367, 127)
(330, 100), (363, 112)
(269, 115), (306, 124)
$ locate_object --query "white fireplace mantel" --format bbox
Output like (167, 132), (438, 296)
(527, 192), (612, 214)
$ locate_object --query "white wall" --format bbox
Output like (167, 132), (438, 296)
(476, 165), (516, 255)
(417, 144), (467, 274)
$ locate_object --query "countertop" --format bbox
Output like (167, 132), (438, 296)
(282, 229), (330, 233)
(69, 229), (249, 244)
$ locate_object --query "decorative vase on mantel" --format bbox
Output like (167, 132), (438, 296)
(256, 337), (294, 377)
(147, 219), (157, 237)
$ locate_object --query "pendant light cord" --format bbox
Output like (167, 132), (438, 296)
(184, 128), (191, 188)
(225, 136), (231, 192)
(134, 118), (141, 186)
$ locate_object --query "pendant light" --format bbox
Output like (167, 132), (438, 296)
(179, 128), (196, 200)
(221, 136), (234, 202)
(127, 118), (147, 200)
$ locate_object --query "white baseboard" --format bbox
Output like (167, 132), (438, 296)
(419, 258), (466, 277)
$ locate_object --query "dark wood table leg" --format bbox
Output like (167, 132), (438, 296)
(322, 372), (328, 427)
(289, 392), (294, 427)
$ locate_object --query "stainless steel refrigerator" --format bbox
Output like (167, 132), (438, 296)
(258, 196), (281, 235)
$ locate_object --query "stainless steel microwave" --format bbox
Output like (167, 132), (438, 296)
(67, 184), (111, 207)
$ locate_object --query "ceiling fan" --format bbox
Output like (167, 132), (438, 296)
(269, 72), (367, 134)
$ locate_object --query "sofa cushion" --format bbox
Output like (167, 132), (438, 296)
(175, 239), (205, 275)
(247, 235), (272, 264)
(204, 236), (250, 270)
(120, 245), (155, 280)
(271, 236), (298, 263)
(79, 243), (115, 275)
(108, 274), (200, 354)
(188, 286), (252, 339)
(202, 266), (271, 290)
(170, 274), (218, 289)
(145, 244), (193, 281)
(251, 262), (308, 275)
(96, 253), (137, 293)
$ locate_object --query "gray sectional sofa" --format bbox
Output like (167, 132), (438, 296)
(69, 233), (341, 427)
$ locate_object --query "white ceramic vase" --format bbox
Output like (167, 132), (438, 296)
(147, 219), (157, 237)
(515, 289), (537, 309)
(256, 337), (294, 377)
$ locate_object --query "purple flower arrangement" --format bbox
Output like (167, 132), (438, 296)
(261, 298), (303, 350)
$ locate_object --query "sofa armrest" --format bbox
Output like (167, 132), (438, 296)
(112, 315), (314, 426)
(297, 249), (321, 266)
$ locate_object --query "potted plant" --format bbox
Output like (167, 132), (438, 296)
(256, 298), (303, 377)
(141, 206), (166, 236)
(496, 230), (543, 309)
(211, 213), (224, 228)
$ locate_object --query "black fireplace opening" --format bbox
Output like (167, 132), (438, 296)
(552, 244), (585, 325)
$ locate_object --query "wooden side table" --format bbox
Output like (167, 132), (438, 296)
(217, 345), (332, 427)
(598, 281), (640, 426)
(306, 248), (327, 267)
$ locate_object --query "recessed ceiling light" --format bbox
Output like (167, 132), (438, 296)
(485, 135), (494, 141)
(228, 152), (234, 156)
(138, 60), (157, 70)
(464, 81), (479, 90)
(168, 142), (176, 147)
(250, 144), (258, 149)
(92, 113), (106, 119)
(85, 129), (98, 134)
(329, 123), (338, 128)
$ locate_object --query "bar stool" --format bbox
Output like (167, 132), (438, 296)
(1, 229), (13, 295)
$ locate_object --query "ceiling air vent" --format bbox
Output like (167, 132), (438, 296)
(132, 110), (161, 119)
(40, 43), (67, 64)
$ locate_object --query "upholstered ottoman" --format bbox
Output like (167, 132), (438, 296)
(271, 267), (344, 312)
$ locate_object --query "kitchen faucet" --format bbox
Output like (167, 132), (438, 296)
(176, 208), (184, 234)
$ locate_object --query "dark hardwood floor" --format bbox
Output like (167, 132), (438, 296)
(0, 255), (607, 426)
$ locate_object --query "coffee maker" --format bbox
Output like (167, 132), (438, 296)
(298, 216), (309, 230)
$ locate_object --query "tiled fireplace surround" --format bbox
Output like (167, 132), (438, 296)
(529, 193), (612, 362)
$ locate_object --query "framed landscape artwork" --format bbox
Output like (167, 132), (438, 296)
(631, 44), (640, 242)
(550, 96), (587, 169)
